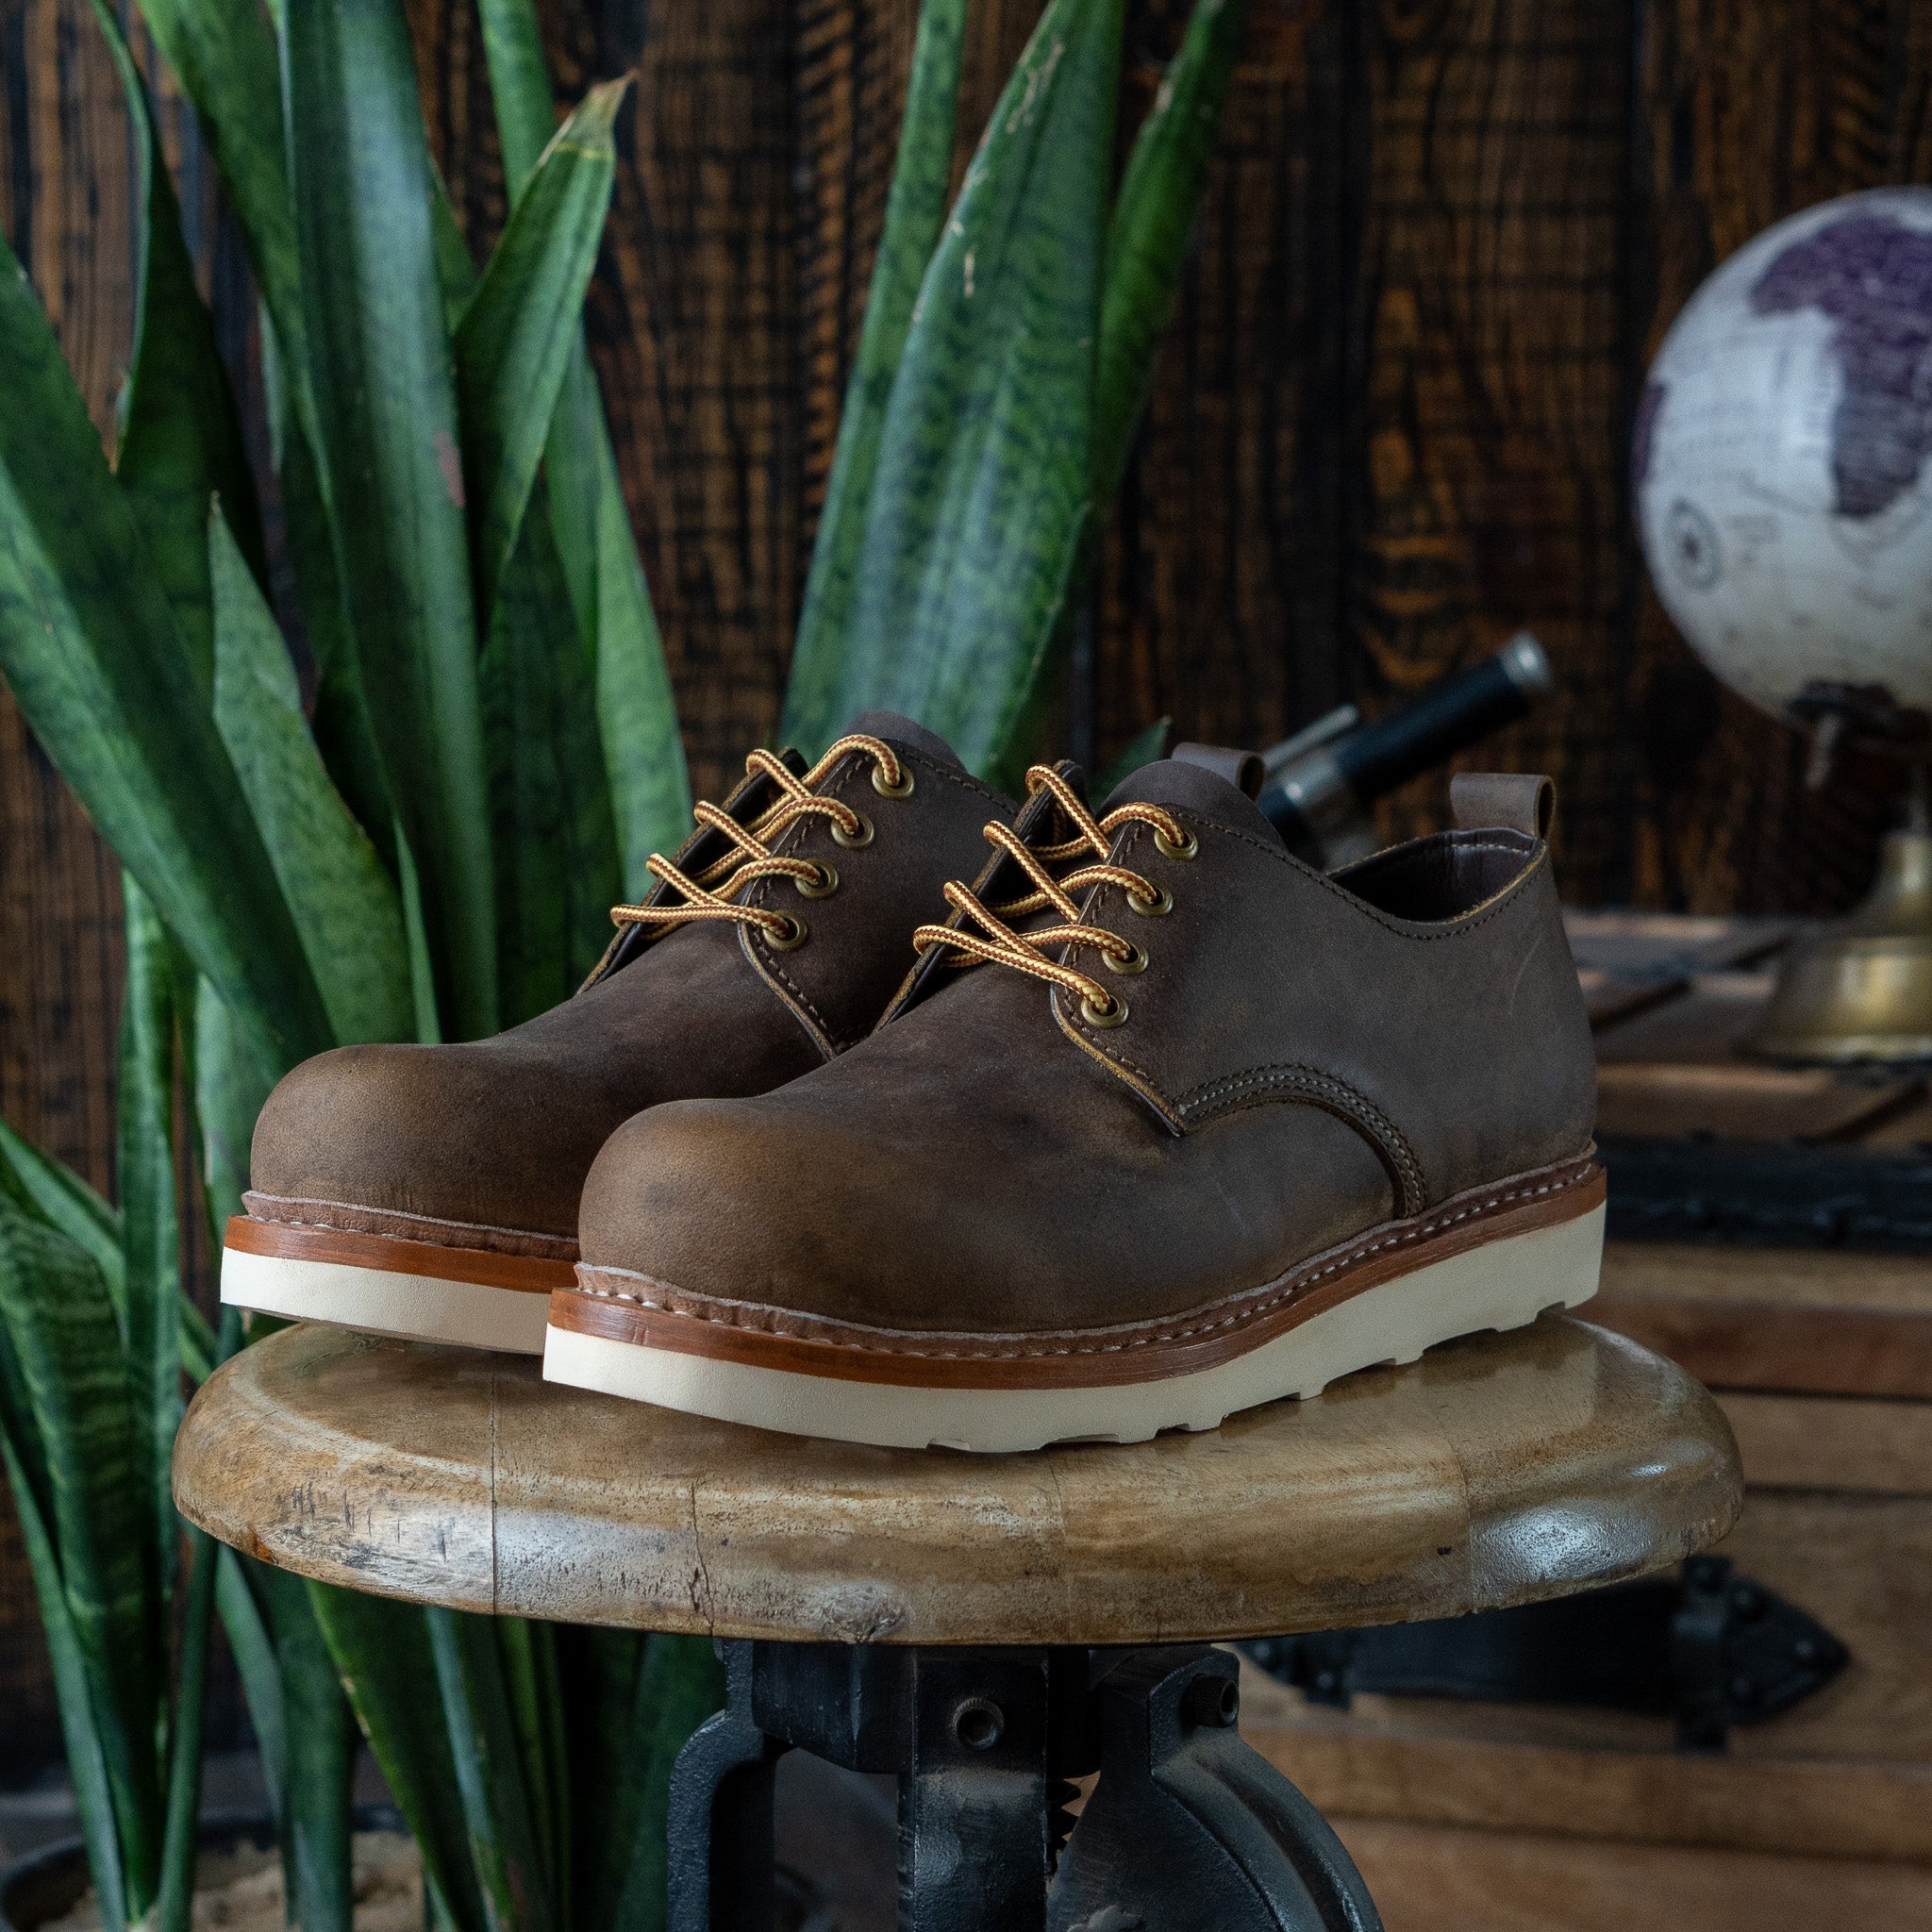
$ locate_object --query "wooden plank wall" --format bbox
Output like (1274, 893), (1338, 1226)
(0, 0), (1930, 1767)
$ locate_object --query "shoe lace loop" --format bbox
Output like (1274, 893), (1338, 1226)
(912, 764), (1189, 1018)
(611, 734), (907, 943)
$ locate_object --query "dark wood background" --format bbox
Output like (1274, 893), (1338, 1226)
(1, 0), (1929, 1765)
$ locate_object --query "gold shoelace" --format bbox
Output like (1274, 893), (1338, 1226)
(611, 733), (912, 950)
(911, 764), (1196, 1027)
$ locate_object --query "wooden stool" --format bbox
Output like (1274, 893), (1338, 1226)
(174, 1312), (1740, 1932)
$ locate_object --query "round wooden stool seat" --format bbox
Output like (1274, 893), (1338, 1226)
(174, 1311), (1740, 1646)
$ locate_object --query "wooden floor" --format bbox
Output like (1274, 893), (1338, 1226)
(1335, 1816), (1932, 1932)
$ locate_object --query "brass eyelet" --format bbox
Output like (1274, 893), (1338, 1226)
(1080, 991), (1129, 1029)
(766, 914), (809, 950)
(1155, 824), (1199, 860)
(794, 862), (839, 900)
(830, 809), (875, 850)
(1127, 885), (1173, 918)
(872, 763), (916, 799)
(1104, 941), (1148, 976)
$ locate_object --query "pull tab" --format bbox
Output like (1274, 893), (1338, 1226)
(1450, 772), (1554, 839)
(1173, 742), (1265, 800)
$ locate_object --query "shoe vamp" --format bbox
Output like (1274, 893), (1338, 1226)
(250, 923), (824, 1239)
(578, 974), (1398, 1335)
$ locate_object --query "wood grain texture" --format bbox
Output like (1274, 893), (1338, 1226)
(1327, 1814), (1932, 1932)
(172, 1312), (1740, 1643)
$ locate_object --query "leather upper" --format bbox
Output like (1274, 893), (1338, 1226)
(248, 713), (1011, 1240)
(573, 759), (1598, 1337)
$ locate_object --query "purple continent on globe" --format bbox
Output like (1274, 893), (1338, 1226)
(1751, 211), (1932, 520)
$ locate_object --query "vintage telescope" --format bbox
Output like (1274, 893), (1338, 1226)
(1257, 632), (1553, 868)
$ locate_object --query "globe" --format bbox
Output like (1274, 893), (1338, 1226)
(1635, 186), (1932, 730)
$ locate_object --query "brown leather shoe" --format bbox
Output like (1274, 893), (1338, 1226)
(544, 758), (1603, 1449)
(220, 715), (1012, 1353)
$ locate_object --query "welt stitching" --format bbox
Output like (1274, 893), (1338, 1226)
(242, 1208), (574, 1256)
(568, 1163), (1596, 1359)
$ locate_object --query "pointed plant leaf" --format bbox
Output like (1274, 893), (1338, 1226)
(483, 497), (622, 1024)
(0, 1200), (163, 1912)
(114, 874), (182, 1633)
(285, 0), (498, 1041)
(778, 0), (1124, 774)
(308, 1586), (492, 1932)
(209, 502), (414, 1045)
(0, 237), (334, 1076)
(265, 1571), (357, 1932)
(784, 0), (967, 750)
(133, 0), (318, 472)
(93, 0), (265, 690)
(428, 1607), (558, 1932)
(0, 1421), (129, 1930)
(1091, 0), (1246, 506)
(454, 80), (625, 625)
(0, 1115), (122, 1290)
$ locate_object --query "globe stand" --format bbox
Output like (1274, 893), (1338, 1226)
(1751, 722), (1932, 1064)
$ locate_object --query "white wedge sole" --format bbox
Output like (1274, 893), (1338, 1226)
(220, 1244), (552, 1355)
(541, 1200), (1606, 1453)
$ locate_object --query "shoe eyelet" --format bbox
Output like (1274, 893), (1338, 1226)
(1127, 885), (1173, 918)
(766, 914), (809, 950)
(831, 809), (875, 850)
(872, 763), (915, 800)
(1155, 825), (1199, 860)
(1104, 941), (1147, 976)
(1080, 992), (1129, 1029)
(794, 862), (839, 900)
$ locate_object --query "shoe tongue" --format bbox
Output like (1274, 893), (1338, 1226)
(845, 709), (965, 773)
(1101, 758), (1286, 850)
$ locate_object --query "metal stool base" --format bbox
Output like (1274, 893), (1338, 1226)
(668, 1641), (1381, 1932)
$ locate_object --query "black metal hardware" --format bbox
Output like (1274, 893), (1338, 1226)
(1240, 1557), (1847, 1753)
(668, 1640), (1384, 1932)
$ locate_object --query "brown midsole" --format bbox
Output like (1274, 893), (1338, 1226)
(550, 1158), (1605, 1391)
(225, 1215), (575, 1295)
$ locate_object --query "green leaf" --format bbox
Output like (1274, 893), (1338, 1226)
(455, 80), (625, 625)
(265, 1572), (357, 1932)
(1091, 0), (1246, 507)
(93, 0), (265, 691)
(133, 0), (318, 472)
(114, 876), (182, 1632)
(309, 1587), (491, 1932)
(192, 979), (278, 1232)
(0, 236), (334, 1076)
(590, 414), (690, 895)
(778, 0), (1124, 774)
(429, 1607), (556, 1932)
(481, 500), (622, 1024)
(0, 1201), (162, 1914)
(214, 1546), (287, 1822)
(476, 0), (557, 197)
(785, 0), (967, 747)
(1090, 715), (1172, 797)
(601, 1637), (725, 1932)
(155, 1525), (219, 1932)
(285, 0), (498, 1041)
(0, 1419), (129, 1931)
(209, 501), (415, 1045)
(0, 1115), (122, 1290)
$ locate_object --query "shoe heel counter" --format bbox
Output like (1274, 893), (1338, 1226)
(1527, 853), (1598, 1158)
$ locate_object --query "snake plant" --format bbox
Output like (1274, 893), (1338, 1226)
(0, 0), (1241, 1924)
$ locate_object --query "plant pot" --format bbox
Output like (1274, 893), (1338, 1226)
(0, 1810), (405, 1932)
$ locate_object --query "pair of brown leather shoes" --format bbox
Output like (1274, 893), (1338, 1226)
(223, 711), (1602, 1452)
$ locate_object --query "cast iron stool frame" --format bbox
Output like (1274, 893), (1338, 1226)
(667, 1639), (1382, 1932)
